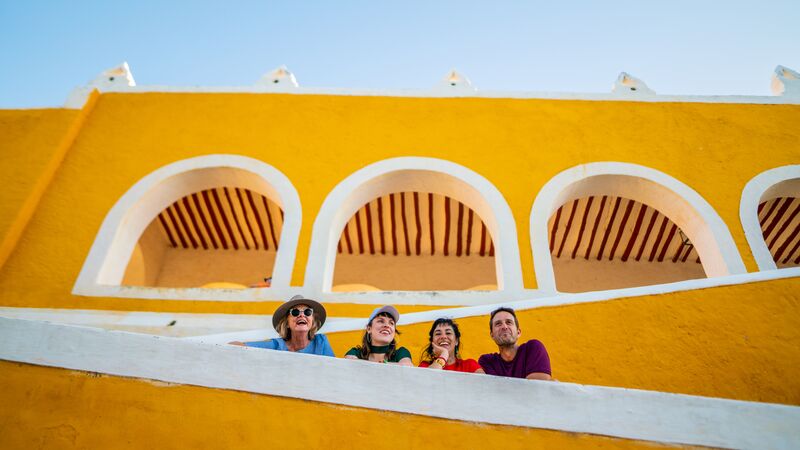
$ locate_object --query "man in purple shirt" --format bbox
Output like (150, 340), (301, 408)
(478, 307), (552, 380)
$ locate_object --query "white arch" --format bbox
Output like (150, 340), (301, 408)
(740, 165), (800, 271)
(530, 162), (746, 293)
(304, 157), (523, 297)
(73, 155), (302, 299)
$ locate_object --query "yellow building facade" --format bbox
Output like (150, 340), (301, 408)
(1, 65), (799, 448)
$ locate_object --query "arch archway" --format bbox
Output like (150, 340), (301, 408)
(305, 157), (522, 296)
(740, 165), (800, 270)
(73, 155), (301, 298)
(530, 163), (746, 293)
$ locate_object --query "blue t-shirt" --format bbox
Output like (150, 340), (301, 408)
(244, 333), (335, 357)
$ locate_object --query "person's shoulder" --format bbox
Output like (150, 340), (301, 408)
(478, 352), (497, 365)
(245, 339), (280, 349)
(313, 333), (330, 344)
(396, 346), (412, 358)
(418, 360), (431, 368)
(520, 339), (548, 354)
(461, 358), (482, 372)
(345, 346), (360, 356)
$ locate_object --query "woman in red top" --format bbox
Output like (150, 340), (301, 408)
(419, 318), (484, 373)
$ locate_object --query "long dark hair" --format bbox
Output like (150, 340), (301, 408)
(421, 318), (462, 363)
(354, 312), (402, 361)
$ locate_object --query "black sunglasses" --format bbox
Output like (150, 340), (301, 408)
(290, 307), (313, 317)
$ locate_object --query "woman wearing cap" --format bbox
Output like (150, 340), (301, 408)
(419, 318), (483, 373)
(344, 305), (413, 366)
(231, 295), (335, 356)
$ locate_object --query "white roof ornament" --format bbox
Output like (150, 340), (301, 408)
(92, 62), (136, 89)
(438, 69), (476, 93)
(611, 72), (656, 96)
(770, 65), (800, 97)
(256, 65), (299, 89)
(64, 62), (136, 109)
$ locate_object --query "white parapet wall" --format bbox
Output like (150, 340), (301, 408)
(1, 316), (799, 449)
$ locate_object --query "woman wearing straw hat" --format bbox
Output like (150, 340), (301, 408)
(344, 305), (412, 365)
(232, 295), (335, 356)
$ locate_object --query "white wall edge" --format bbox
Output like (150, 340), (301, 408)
(529, 162), (747, 292)
(1, 317), (798, 449)
(72, 155), (302, 297)
(185, 266), (800, 343)
(740, 165), (800, 271)
(61, 84), (800, 109)
(304, 157), (524, 298)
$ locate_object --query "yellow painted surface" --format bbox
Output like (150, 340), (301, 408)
(0, 361), (685, 449)
(329, 276), (800, 405)
(0, 107), (82, 271)
(0, 94), (799, 313)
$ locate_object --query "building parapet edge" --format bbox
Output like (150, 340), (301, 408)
(1, 316), (798, 449)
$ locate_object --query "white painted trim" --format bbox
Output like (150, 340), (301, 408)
(1, 317), (798, 449)
(73, 155), (302, 300)
(63, 83), (800, 109)
(530, 162), (747, 293)
(188, 266), (800, 343)
(740, 165), (800, 270)
(304, 157), (524, 299)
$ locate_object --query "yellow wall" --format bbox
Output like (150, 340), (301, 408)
(0, 361), (682, 449)
(0, 93), (799, 313)
(0, 107), (82, 271)
(328, 276), (800, 405)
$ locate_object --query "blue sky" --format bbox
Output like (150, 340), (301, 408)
(1, 1), (799, 108)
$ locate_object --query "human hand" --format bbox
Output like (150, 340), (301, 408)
(431, 342), (449, 362)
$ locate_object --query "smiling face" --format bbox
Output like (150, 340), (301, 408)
(432, 323), (459, 353)
(490, 311), (520, 347)
(367, 313), (396, 346)
(287, 304), (314, 335)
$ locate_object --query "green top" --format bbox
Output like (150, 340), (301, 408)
(345, 346), (412, 363)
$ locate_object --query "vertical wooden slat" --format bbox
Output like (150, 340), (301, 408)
(245, 190), (268, 251)
(389, 193), (398, 256)
(235, 188), (259, 250)
(157, 213), (178, 247)
(466, 209), (474, 256)
(181, 197), (208, 249)
(571, 196), (594, 259)
(354, 209), (365, 254)
(401, 192), (411, 256)
(377, 197), (386, 255)
(223, 188), (249, 250)
(621, 204), (647, 262)
(365, 202), (376, 255)
(428, 193), (435, 256)
(608, 199), (634, 261)
(649, 216), (670, 262)
(635, 209), (659, 261)
(596, 197), (622, 260)
(549, 206), (563, 253)
(262, 196), (279, 250)
(443, 197), (451, 256)
(414, 193), (422, 256)
(456, 202), (465, 257)
(584, 195), (607, 259)
(556, 200), (579, 258)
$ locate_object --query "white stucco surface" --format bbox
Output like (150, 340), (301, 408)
(1, 316), (798, 449)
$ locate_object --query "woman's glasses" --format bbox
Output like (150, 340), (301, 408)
(290, 308), (313, 317)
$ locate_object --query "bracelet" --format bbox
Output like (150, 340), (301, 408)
(434, 357), (447, 367)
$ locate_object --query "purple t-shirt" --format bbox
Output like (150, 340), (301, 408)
(478, 339), (551, 379)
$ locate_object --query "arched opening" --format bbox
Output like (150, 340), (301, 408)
(531, 163), (745, 293)
(305, 157), (523, 296)
(332, 192), (496, 291)
(122, 187), (284, 288)
(741, 166), (800, 270)
(757, 195), (800, 268)
(73, 155), (301, 298)
(547, 195), (705, 292)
